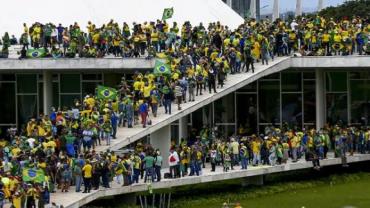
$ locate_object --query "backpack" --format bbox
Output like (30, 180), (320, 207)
(169, 155), (176, 162)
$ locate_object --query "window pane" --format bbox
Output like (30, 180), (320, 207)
(17, 74), (37, 93)
(304, 80), (316, 123)
(303, 72), (315, 80)
(82, 82), (102, 96)
(262, 73), (280, 80)
(60, 95), (81, 109)
(237, 81), (257, 92)
(18, 95), (37, 127)
(326, 72), (347, 92)
(350, 80), (370, 124)
(326, 93), (348, 125)
(0, 83), (16, 123)
(259, 81), (280, 124)
(236, 94), (257, 135)
(282, 72), (301, 92)
(82, 74), (102, 81)
(282, 93), (302, 128)
(214, 93), (235, 123)
(192, 108), (203, 132)
(53, 82), (59, 108)
(349, 72), (370, 80)
(0, 74), (15, 81)
(171, 125), (179, 145)
(215, 125), (235, 138)
(60, 74), (80, 93)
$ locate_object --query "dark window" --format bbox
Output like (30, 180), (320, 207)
(0, 83), (16, 123)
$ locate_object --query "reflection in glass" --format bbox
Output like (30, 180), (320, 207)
(259, 81), (280, 124)
(60, 74), (80, 93)
(326, 93), (348, 125)
(18, 95), (37, 127)
(304, 80), (316, 123)
(214, 93), (235, 123)
(17, 74), (37, 93)
(60, 95), (81, 109)
(236, 94), (257, 135)
(282, 94), (302, 128)
(82, 82), (102, 96)
(281, 72), (302, 92)
(215, 125), (235, 138)
(350, 80), (370, 124)
(326, 72), (347, 92)
(0, 83), (16, 123)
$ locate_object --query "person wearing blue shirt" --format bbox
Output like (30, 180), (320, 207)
(111, 112), (118, 139)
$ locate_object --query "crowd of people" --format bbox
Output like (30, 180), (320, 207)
(0, 16), (369, 59)
(0, 15), (369, 207)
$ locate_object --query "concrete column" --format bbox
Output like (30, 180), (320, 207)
(295, 0), (302, 17)
(318, 0), (324, 11)
(150, 125), (171, 168)
(272, 0), (280, 21)
(178, 116), (188, 143)
(250, 0), (257, 19)
(226, 0), (233, 8)
(43, 70), (53, 116)
(315, 69), (325, 130)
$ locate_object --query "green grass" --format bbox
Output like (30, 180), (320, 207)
(171, 173), (370, 208)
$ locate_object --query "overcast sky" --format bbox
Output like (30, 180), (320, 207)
(260, 0), (346, 14)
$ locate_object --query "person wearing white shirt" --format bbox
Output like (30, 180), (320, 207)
(168, 149), (180, 178)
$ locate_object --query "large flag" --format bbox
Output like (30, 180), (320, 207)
(22, 168), (45, 183)
(153, 59), (171, 76)
(26, 48), (46, 58)
(96, 85), (118, 100)
(162, 7), (174, 20)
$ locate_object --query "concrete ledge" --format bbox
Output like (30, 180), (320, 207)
(62, 154), (370, 208)
(290, 56), (370, 69)
(0, 56), (369, 73)
(0, 58), (155, 72)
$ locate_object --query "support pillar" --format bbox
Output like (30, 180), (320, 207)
(250, 0), (257, 19)
(150, 125), (171, 168)
(226, 0), (232, 8)
(272, 0), (280, 21)
(318, 0), (324, 11)
(43, 71), (53, 116)
(178, 116), (188, 143)
(315, 69), (325, 130)
(295, 0), (302, 17)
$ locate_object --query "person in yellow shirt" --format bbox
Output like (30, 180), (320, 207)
(251, 137), (261, 166)
(82, 161), (92, 193)
(333, 32), (342, 55)
(321, 31), (331, 55)
(151, 28), (159, 52)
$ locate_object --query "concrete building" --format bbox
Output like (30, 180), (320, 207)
(222, 0), (261, 19)
(1, 56), (370, 143)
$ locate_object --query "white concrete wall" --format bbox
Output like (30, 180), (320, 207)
(150, 125), (171, 168)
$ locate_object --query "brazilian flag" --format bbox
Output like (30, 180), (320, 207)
(22, 168), (45, 183)
(26, 48), (46, 58)
(96, 85), (118, 100)
(153, 59), (171, 76)
(162, 7), (174, 20)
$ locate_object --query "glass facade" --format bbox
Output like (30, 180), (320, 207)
(1, 69), (370, 136)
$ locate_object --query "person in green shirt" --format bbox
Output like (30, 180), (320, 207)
(143, 153), (155, 183)
(154, 150), (163, 182)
